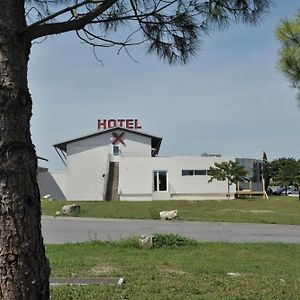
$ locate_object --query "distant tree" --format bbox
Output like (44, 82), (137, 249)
(208, 161), (248, 199)
(275, 11), (300, 102)
(269, 158), (295, 183)
(268, 157), (300, 195)
(0, 1), (271, 298)
(276, 160), (298, 185)
(262, 151), (270, 189)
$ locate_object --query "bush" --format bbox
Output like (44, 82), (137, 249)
(152, 233), (197, 248)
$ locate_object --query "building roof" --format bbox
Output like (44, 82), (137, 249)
(53, 127), (163, 156)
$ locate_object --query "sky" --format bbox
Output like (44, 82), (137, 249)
(28, 1), (300, 171)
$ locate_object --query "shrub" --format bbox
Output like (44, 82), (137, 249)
(152, 233), (197, 248)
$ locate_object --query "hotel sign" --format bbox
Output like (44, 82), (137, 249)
(98, 119), (142, 130)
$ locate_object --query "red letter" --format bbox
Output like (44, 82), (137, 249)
(118, 119), (125, 127)
(108, 119), (117, 128)
(134, 119), (142, 129)
(126, 119), (134, 129)
(98, 119), (107, 130)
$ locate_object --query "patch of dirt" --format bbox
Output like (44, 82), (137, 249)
(220, 209), (274, 214)
(248, 210), (275, 213)
(164, 268), (186, 275)
(50, 277), (123, 286)
(91, 265), (121, 275)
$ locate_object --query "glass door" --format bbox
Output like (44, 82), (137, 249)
(153, 171), (168, 192)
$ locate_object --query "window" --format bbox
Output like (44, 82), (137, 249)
(182, 169), (208, 176)
(113, 145), (120, 156)
(182, 170), (194, 176)
(195, 170), (207, 176)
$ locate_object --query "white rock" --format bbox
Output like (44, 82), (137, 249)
(227, 272), (242, 277)
(61, 204), (80, 215)
(159, 210), (179, 220)
(139, 235), (153, 247)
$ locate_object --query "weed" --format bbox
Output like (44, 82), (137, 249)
(152, 233), (198, 248)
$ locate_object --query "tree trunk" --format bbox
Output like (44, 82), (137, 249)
(227, 181), (230, 199)
(0, 2), (50, 299)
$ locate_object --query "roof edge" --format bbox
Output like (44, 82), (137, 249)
(54, 127), (162, 154)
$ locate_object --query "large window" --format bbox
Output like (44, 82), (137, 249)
(182, 169), (208, 176)
(153, 171), (168, 192)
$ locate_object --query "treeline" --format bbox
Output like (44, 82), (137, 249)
(264, 156), (300, 190)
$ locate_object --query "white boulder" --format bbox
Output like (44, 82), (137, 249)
(159, 210), (179, 220)
(61, 204), (80, 215)
(139, 235), (153, 248)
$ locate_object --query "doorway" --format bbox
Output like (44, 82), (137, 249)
(153, 171), (168, 192)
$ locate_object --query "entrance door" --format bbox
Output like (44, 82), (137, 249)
(153, 171), (168, 192)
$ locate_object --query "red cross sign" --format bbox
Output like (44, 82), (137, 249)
(112, 132), (126, 145)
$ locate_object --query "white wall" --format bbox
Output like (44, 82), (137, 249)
(119, 156), (236, 200)
(118, 131), (152, 157)
(67, 145), (108, 200)
(66, 130), (152, 200)
(37, 171), (67, 200)
(119, 157), (153, 200)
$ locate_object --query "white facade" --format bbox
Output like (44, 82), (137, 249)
(119, 156), (234, 200)
(38, 127), (236, 201)
(66, 129), (153, 200)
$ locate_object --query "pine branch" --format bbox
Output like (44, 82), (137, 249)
(26, 0), (119, 40)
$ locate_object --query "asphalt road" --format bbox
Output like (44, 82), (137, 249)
(41, 216), (300, 244)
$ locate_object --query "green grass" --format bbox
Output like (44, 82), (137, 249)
(42, 196), (300, 225)
(48, 238), (300, 299)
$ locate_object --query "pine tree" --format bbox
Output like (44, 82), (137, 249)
(276, 11), (300, 102)
(262, 151), (270, 189)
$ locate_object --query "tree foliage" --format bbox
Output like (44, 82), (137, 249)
(275, 11), (300, 102)
(268, 157), (300, 188)
(24, 0), (271, 64)
(208, 160), (248, 198)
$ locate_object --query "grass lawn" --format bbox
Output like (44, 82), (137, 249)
(48, 237), (300, 299)
(42, 196), (300, 225)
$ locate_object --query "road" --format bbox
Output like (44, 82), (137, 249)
(41, 216), (300, 244)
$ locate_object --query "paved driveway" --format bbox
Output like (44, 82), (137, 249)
(42, 216), (300, 244)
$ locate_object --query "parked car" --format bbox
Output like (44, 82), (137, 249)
(283, 188), (298, 195)
(273, 186), (298, 195)
(273, 186), (286, 195)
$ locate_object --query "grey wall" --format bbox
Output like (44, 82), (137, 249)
(37, 171), (67, 200)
